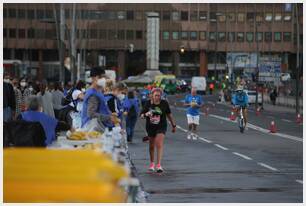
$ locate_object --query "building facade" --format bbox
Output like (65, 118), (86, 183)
(3, 3), (303, 81)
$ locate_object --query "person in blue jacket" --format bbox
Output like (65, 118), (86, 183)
(232, 84), (249, 129)
(184, 87), (204, 140)
(18, 95), (71, 146)
(81, 67), (115, 132)
(123, 90), (140, 142)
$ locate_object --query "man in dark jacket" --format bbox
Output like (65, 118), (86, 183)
(4, 81), (16, 121)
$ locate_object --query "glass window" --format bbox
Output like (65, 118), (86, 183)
(108, 30), (117, 40)
(118, 30), (125, 40)
(172, 11), (180, 21)
(127, 10), (134, 20)
(65, 9), (70, 19)
(163, 11), (170, 20)
(237, 32), (244, 42)
(209, 32), (216, 41)
(135, 11), (143, 20)
(9, 29), (16, 38)
(228, 32), (235, 42)
(81, 30), (87, 39)
(199, 11), (207, 20)
(199, 31), (206, 40)
(36, 29), (45, 39)
(265, 13), (273, 21)
(27, 28), (35, 38)
(172, 31), (179, 40)
(237, 13), (245, 22)
(181, 11), (188, 21)
(256, 32), (263, 42)
(3, 28), (7, 38)
(126, 30), (134, 40)
(274, 32), (281, 41)
(210, 12), (217, 22)
(18, 9), (26, 19)
(99, 30), (106, 39)
(27, 9), (35, 19)
(218, 13), (226, 22)
(4, 8), (7, 18)
(37, 9), (45, 19)
(283, 32), (291, 41)
(218, 32), (226, 41)
(45, 10), (52, 19)
(81, 10), (88, 19)
(90, 29), (98, 39)
(246, 32), (253, 42)
(117, 11), (126, 20)
(284, 13), (291, 21)
(136, 30), (143, 39)
(163, 31), (170, 40)
(190, 31), (197, 40)
(265, 32), (272, 42)
(274, 13), (282, 21)
(181, 31), (188, 40)
(108, 11), (116, 20)
(247, 12), (255, 22)
(46, 29), (56, 39)
(190, 11), (198, 21)
(256, 12), (263, 22)
(18, 29), (26, 38)
(9, 8), (16, 18)
(228, 13), (236, 22)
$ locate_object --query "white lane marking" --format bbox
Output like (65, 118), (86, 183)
(214, 144), (228, 150)
(281, 119), (292, 123)
(199, 137), (212, 143)
(209, 114), (303, 142)
(176, 125), (188, 133)
(233, 152), (252, 160)
(257, 162), (278, 171)
(296, 179), (303, 184)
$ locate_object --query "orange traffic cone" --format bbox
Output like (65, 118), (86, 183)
(296, 113), (302, 124)
(256, 107), (260, 116)
(230, 111), (236, 121)
(269, 121), (277, 133)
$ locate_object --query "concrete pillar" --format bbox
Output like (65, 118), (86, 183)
(173, 51), (180, 76)
(117, 50), (126, 79)
(38, 49), (43, 81)
(200, 50), (208, 77)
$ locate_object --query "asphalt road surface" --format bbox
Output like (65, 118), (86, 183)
(128, 94), (303, 203)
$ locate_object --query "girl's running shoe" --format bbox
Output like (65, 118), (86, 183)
(148, 162), (155, 172)
(156, 164), (164, 173)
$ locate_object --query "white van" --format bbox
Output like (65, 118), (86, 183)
(191, 76), (207, 95)
(85, 69), (116, 83)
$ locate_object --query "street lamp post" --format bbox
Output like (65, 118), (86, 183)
(295, 3), (300, 114)
(255, 21), (260, 109)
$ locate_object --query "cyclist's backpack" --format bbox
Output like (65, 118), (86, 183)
(236, 92), (245, 103)
(61, 88), (75, 106)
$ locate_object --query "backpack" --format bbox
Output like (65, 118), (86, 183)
(128, 103), (137, 118)
(61, 88), (75, 106)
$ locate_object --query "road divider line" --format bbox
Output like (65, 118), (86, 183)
(176, 125), (188, 133)
(214, 144), (228, 151)
(199, 137), (212, 143)
(233, 152), (252, 160)
(296, 179), (303, 184)
(257, 162), (278, 171)
(281, 119), (292, 122)
(209, 114), (302, 142)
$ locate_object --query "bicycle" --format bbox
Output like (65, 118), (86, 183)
(237, 105), (245, 133)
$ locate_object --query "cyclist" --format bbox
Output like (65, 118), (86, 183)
(232, 84), (249, 129)
(140, 88), (176, 173)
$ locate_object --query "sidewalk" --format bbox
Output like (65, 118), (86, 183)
(263, 94), (303, 110)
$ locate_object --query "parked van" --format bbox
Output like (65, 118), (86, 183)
(191, 76), (207, 95)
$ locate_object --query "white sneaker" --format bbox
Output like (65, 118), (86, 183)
(192, 133), (198, 140)
(187, 133), (191, 140)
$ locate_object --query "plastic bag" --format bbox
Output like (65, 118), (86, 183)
(70, 112), (82, 129)
(81, 118), (105, 133)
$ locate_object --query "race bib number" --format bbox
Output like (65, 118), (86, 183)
(150, 115), (161, 125)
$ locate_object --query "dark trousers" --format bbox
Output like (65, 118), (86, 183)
(126, 116), (137, 142)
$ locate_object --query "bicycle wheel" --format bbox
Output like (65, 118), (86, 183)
(239, 118), (244, 133)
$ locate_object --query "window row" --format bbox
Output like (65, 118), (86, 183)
(161, 31), (293, 42)
(3, 8), (296, 22)
(3, 28), (144, 40)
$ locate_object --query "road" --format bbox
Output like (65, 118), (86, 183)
(128, 94), (303, 203)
